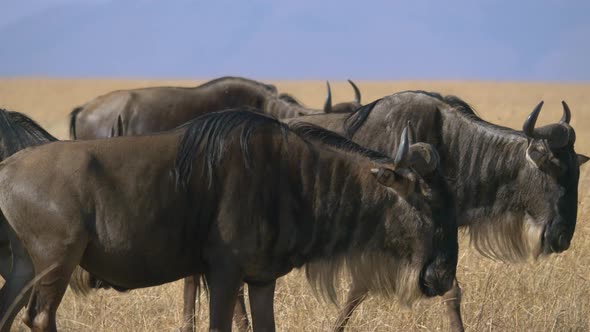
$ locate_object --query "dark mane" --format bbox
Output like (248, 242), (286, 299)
(399, 92), (522, 136)
(406, 90), (445, 101)
(442, 95), (476, 116)
(0, 109), (58, 157)
(407, 91), (523, 137)
(197, 76), (277, 94)
(343, 91), (485, 139)
(174, 108), (396, 190)
(289, 122), (392, 163)
(278, 93), (302, 106)
(69, 106), (83, 139)
(442, 95), (525, 137)
(173, 109), (288, 188)
(343, 98), (382, 138)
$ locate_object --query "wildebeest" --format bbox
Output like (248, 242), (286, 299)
(0, 108), (457, 331)
(69, 76), (363, 331)
(291, 92), (589, 331)
(0, 110), (59, 330)
(69, 77), (362, 139)
(321, 80), (362, 114)
(279, 80), (362, 113)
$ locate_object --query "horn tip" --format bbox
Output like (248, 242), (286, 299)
(325, 81), (332, 93)
(560, 100), (571, 124)
(401, 126), (409, 141)
(532, 100), (544, 114)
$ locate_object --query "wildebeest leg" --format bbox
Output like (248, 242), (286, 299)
(442, 279), (464, 332)
(21, 237), (87, 331)
(181, 277), (250, 332)
(332, 282), (368, 332)
(233, 283), (249, 332)
(248, 281), (276, 332)
(181, 275), (198, 332)
(0, 223), (11, 280)
(206, 261), (242, 332)
(0, 244), (10, 281)
(22, 270), (72, 332)
(0, 226), (34, 332)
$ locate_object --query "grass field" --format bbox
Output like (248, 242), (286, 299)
(0, 78), (589, 331)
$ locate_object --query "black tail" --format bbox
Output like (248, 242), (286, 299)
(69, 106), (83, 139)
(0, 109), (57, 159)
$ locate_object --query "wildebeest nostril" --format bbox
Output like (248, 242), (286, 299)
(549, 233), (570, 253)
(421, 263), (454, 297)
(440, 271), (454, 293)
(557, 234), (570, 251)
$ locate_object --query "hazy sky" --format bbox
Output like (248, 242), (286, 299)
(1, 0), (588, 81)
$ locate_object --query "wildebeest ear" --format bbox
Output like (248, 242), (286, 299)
(371, 168), (396, 187)
(577, 154), (589, 166)
(370, 167), (415, 197)
(526, 140), (551, 168)
(409, 143), (439, 175)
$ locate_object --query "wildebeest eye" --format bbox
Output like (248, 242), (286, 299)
(534, 156), (561, 175)
(550, 158), (567, 175)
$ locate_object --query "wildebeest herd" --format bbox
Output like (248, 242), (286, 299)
(0, 76), (586, 332)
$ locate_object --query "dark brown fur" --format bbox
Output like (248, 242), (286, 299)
(69, 77), (362, 140)
(69, 77), (364, 332)
(292, 91), (588, 332)
(0, 109), (456, 332)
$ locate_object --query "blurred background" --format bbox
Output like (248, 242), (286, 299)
(1, 0), (589, 81)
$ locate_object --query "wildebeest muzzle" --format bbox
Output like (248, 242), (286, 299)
(543, 218), (574, 254)
(419, 255), (456, 297)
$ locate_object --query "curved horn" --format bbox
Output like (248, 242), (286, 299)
(347, 79), (361, 103)
(394, 126), (410, 167)
(409, 143), (439, 175)
(523, 101), (571, 148)
(406, 121), (416, 145)
(323, 81), (332, 113)
(560, 101), (571, 124)
(523, 101), (544, 137)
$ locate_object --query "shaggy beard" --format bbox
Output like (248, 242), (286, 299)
(469, 213), (544, 263)
(305, 251), (423, 307)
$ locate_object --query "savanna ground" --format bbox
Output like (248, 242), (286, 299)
(0, 78), (589, 331)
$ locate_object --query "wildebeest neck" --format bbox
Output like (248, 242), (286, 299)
(440, 109), (530, 223)
(439, 109), (553, 261)
(264, 97), (321, 119)
(299, 152), (395, 257)
(293, 145), (426, 304)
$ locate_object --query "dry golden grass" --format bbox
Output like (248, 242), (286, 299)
(0, 78), (589, 331)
